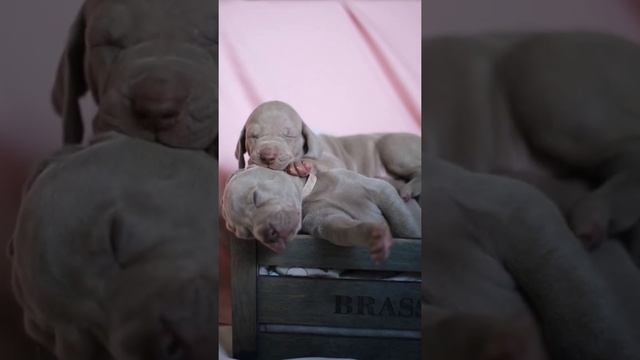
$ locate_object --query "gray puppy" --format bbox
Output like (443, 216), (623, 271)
(423, 31), (640, 252)
(422, 156), (639, 360)
(9, 133), (217, 359)
(221, 166), (420, 263)
(235, 101), (421, 200)
(53, 0), (217, 153)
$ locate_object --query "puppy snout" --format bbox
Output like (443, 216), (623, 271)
(264, 223), (280, 244)
(130, 72), (189, 130)
(259, 148), (278, 165)
(263, 223), (296, 244)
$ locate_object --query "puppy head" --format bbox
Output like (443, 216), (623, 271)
(235, 101), (322, 169)
(53, 0), (217, 149)
(222, 166), (302, 252)
(11, 135), (218, 359)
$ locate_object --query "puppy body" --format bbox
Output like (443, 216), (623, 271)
(10, 133), (217, 359)
(222, 166), (420, 262)
(423, 31), (640, 251)
(422, 156), (639, 360)
(235, 101), (421, 200)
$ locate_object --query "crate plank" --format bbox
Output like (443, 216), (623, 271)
(257, 235), (421, 272)
(256, 332), (420, 360)
(257, 277), (421, 330)
(231, 239), (258, 359)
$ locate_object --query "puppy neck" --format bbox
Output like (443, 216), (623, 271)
(301, 173), (317, 198)
(288, 172), (317, 200)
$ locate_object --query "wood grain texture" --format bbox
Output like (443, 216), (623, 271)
(257, 277), (421, 330)
(257, 235), (421, 272)
(231, 235), (422, 359)
(231, 238), (257, 359)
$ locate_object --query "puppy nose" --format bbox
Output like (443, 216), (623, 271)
(264, 224), (279, 243)
(264, 223), (297, 244)
(259, 148), (277, 164)
(130, 72), (189, 130)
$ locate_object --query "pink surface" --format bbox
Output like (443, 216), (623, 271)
(218, 0), (422, 183)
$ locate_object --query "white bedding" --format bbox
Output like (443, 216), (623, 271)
(258, 265), (421, 282)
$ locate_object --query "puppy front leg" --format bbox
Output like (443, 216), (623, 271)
(286, 159), (313, 177)
(304, 214), (393, 263)
(362, 177), (421, 238)
(569, 172), (640, 249)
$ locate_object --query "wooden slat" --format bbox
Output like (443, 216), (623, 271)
(231, 239), (257, 359)
(257, 235), (421, 272)
(256, 332), (420, 360)
(257, 277), (421, 330)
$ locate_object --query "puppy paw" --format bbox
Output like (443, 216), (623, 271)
(569, 195), (609, 250)
(399, 178), (421, 201)
(368, 224), (393, 264)
(286, 160), (313, 177)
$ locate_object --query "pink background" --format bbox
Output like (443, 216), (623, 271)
(218, 0), (422, 324)
(218, 0), (422, 180)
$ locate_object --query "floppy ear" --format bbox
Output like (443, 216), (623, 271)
(52, 5), (88, 145)
(301, 122), (322, 159)
(234, 127), (247, 169)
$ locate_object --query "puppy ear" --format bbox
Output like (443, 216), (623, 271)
(302, 122), (322, 159)
(234, 127), (247, 169)
(52, 5), (88, 145)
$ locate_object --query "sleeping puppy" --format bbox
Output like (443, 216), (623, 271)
(53, 0), (218, 154)
(221, 165), (420, 263)
(234, 101), (421, 200)
(9, 133), (217, 359)
(422, 156), (639, 360)
(422, 32), (640, 252)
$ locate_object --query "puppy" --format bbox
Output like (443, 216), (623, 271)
(9, 133), (217, 359)
(234, 101), (421, 200)
(422, 32), (640, 251)
(221, 166), (420, 263)
(53, 0), (218, 153)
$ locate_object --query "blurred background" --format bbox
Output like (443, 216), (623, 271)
(1, 0), (639, 357)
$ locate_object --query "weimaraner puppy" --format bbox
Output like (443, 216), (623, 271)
(53, 0), (218, 154)
(422, 156), (639, 360)
(221, 165), (420, 263)
(423, 31), (640, 254)
(234, 101), (421, 200)
(9, 133), (217, 360)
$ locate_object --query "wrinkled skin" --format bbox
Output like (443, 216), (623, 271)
(221, 166), (420, 263)
(235, 101), (421, 201)
(53, 0), (218, 153)
(9, 133), (217, 360)
(221, 166), (303, 253)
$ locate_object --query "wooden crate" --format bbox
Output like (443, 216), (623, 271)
(231, 235), (421, 360)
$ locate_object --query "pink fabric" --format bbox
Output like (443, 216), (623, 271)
(218, 2), (420, 324)
(218, 0), (422, 182)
